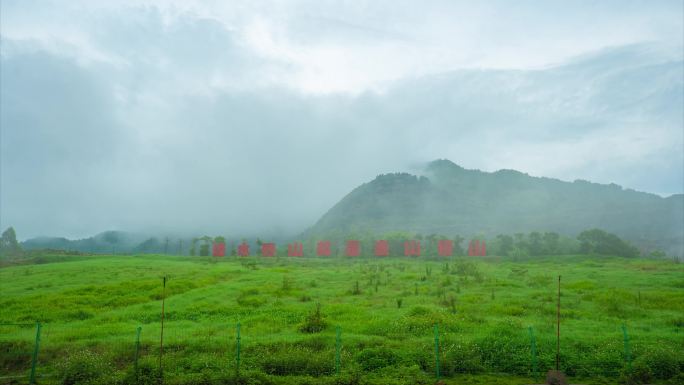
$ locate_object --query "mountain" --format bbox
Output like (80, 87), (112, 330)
(22, 231), (153, 254)
(306, 159), (684, 256)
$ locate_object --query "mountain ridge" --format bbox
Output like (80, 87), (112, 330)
(305, 159), (683, 255)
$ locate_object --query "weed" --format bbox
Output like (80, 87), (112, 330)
(299, 303), (327, 333)
(352, 281), (361, 295)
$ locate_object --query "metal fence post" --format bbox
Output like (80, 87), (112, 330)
(29, 322), (41, 385)
(434, 323), (440, 379)
(528, 326), (538, 380)
(134, 326), (142, 377)
(335, 326), (341, 375)
(236, 322), (241, 376)
(622, 324), (632, 370)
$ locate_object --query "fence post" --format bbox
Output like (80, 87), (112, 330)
(134, 326), (142, 377)
(236, 322), (241, 376)
(433, 323), (440, 379)
(335, 326), (341, 375)
(29, 322), (41, 385)
(621, 324), (631, 370)
(528, 326), (538, 380)
(159, 276), (167, 382)
(556, 275), (561, 371)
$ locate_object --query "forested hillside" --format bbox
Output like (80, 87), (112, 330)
(307, 160), (683, 256)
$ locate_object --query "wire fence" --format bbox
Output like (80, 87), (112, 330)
(1, 319), (649, 384)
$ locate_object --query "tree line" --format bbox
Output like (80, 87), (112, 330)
(0, 226), (655, 259)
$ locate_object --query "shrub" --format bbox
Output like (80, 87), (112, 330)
(282, 276), (293, 291)
(122, 361), (161, 385)
(632, 348), (681, 379)
(299, 303), (327, 333)
(261, 350), (333, 376)
(57, 350), (110, 385)
(443, 345), (485, 374)
(355, 347), (399, 371)
(620, 362), (652, 385)
(546, 370), (568, 385)
(236, 289), (267, 308)
(0, 340), (32, 371)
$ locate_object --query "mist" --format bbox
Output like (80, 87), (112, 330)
(1, 0), (682, 240)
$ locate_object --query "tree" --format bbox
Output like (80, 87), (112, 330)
(452, 235), (465, 256)
(528, 232), (543, 256)
(135, 238), (162, 254)
(426, 233), (438, 255)
(513, 233), (528, 254)
(0, 227), (22, 256)
(199, 236), (212, 256)
(190, 238), (199, 256)
(542, 232), (560, 255)
(577, 228), (639, 258)
(495, 234), (514, 256)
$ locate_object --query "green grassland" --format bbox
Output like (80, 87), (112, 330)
(1, 254), (683, 385)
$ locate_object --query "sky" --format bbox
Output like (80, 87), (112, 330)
(1, 0), (683, 240)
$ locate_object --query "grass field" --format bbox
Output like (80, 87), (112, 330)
(1, 254), (683, 385)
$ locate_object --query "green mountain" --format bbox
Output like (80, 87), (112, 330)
(306, 159), (683, 256)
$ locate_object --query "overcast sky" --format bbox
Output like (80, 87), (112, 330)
(1, 0), (683, 240)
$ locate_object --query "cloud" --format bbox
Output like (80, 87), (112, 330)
(0, 1), (682, 239)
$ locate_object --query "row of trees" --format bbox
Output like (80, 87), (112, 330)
(0, 226), (652, 259)
(312, 228), (645, 258)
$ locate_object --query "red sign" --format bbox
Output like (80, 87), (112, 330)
(261, 243), (276, 257)
(212, 242), (226, 257)
(404, 240), (420, 256)
(288, 242), (303, 257)
(237, 242), (250, 257)
(375, 240), (389, 257)
(345, 240), (360, 257)
(316, 241), (331, 256)
(438, 239), (453, 256)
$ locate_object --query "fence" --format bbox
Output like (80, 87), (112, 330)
(1, 320), (643, 384)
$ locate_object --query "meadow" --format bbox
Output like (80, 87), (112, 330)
(1, 253), (683, 385)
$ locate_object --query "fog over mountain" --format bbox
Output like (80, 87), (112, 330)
(307, 160), (684, 256)
(1, 1), (682, 240)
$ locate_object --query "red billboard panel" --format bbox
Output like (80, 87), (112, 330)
(212, 242), (226, 257)
(375, 240), (389, 257)
(316, 241), (331, 256)
(345, 240), (360, 257)
(404, 240), (420, 256)
(261, 242), (276, 257)
(237, 242), (250, 257)
(288, 242), (303, 257)
(437, 239), (453, 256)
